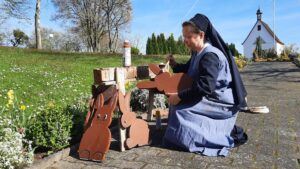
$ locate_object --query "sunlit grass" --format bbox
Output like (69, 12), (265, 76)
(0, 46), (189, 114)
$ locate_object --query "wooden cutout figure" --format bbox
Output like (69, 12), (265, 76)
(118, 91), (150, 149)
(137, 64), (193, 93)
(78, 91), (118, 162)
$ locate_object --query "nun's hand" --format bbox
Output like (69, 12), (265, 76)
(166, 92), (181, 105)
(166, 54), (177, 68)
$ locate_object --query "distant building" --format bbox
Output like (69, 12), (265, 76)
(242, 8), (284, 59)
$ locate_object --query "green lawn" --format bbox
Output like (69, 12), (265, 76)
(0, 46), (189, 114)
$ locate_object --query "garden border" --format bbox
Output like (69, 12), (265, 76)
(25, 125), (120, 169)
(25, 144), (77, 169)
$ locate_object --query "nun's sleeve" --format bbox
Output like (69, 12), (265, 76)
(178, 52), (219, 100)
(172, 59), (191, 73)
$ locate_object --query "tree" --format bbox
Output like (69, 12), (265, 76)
(103, 0), (132, 52)
(28, 28), (85, 51)
(52, 0), (105, 52)
(146, 33), (193, 55)
(167, 33), (177, 54)
(254, 37), (263, 59)
(10, 29), (29, 47)
(0, 0), (31, 21)
(159, 33), (167, 54)
(0, 0), (42, 49)
(35, 0), (42, 49)
(151, 33), (159, 54)
(228, 43), (239, 57)
(131, 46), (139, 55)
(0, 33), (4, 45)
(156, 34), (163, 54)
(177, 36), (189, 55)
(52, 0), (132, 53)
(146, 37), (153, 55)
(130, 34), (142, 53)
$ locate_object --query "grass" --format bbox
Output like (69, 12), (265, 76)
(0, 46), (189, 114)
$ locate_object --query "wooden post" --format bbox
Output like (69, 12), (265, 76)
(92, 65), (166, 151)
(147, 89), (155, 121)
(115, 68), (127, 152)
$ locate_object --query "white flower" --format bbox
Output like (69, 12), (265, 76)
(0, 117), (33, 168)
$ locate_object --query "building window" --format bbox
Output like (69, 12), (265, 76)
(258, 25), (261, 31)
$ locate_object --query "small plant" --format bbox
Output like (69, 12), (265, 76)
(65, 97), (88, 145)
(0, 90), (34, 169)
(263, 48), (277, 59)
(27, 105), (73, 152)
(10, 29), (29, 47)
(131, 46), (140, 55)
(234, 57), (247, 69)
(1, 90), (32, 130)
(130, 87), (167, 113)
(293, 57), (300, 67)
(0, 116), (34, 169)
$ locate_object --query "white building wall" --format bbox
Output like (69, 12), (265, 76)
(243, 21), (283, 59)
(276, 43), (284, 55)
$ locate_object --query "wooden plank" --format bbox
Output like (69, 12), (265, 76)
(136, 65), (150, 79)
(101, 81), (116, 86)
(147, 89), (155, 121)
(125, 66), (137, 79)
(91, 85), (116, 102)
(94, 65), (168, 85)
(93, 69), (102, 84)
(115, 68), (126, 152)
(94, 66), (150, 85)
(101, 68), (115, 82)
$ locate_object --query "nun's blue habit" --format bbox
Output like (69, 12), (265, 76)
(163, 14), (248, 157)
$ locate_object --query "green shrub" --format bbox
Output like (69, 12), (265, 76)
(234, 57), (247, 69)
(131, 46), (140, 55)
(294, 57), (300, 67)
(130, 87), (167, 113)
(261, 48), (278, 59)
(65, 100), (88, 145)
(27, 106), (72, 152)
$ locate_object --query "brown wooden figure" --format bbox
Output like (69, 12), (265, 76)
(137, 64), (193, 93)
(118, 91), (150, 149)
(78, 91), (118, 162)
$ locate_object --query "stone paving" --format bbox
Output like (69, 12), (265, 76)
(47, 62), (300, 169)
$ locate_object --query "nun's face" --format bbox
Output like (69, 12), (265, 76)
(182, 25), (205, 52)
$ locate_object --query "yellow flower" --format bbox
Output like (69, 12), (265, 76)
(125, 80), (131, 90)
(6, 99), (14, 108)
(47, 101), (55, 108)
(20, 105), (26, 111)
(7, 90), (14, 100)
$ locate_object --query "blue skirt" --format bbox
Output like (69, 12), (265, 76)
(164, 97), (239, 156)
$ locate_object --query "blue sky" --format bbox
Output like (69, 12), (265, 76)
(1, 0), (300, 54)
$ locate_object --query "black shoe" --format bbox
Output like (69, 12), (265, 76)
(231, 125), (248, 147)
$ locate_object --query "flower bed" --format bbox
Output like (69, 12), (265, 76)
(0, 90), (88, 169)
(234, 57), (248, 69)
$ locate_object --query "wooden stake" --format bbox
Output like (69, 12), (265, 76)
(147, 90), (154, 121)
(116, 68), (127, 152)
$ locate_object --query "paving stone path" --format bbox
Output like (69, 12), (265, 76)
(47, 62), (300, 169)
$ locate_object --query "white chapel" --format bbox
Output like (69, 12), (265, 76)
(242, 9), (285, 59)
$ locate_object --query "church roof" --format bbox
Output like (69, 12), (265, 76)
(242, 20), (284, 45)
